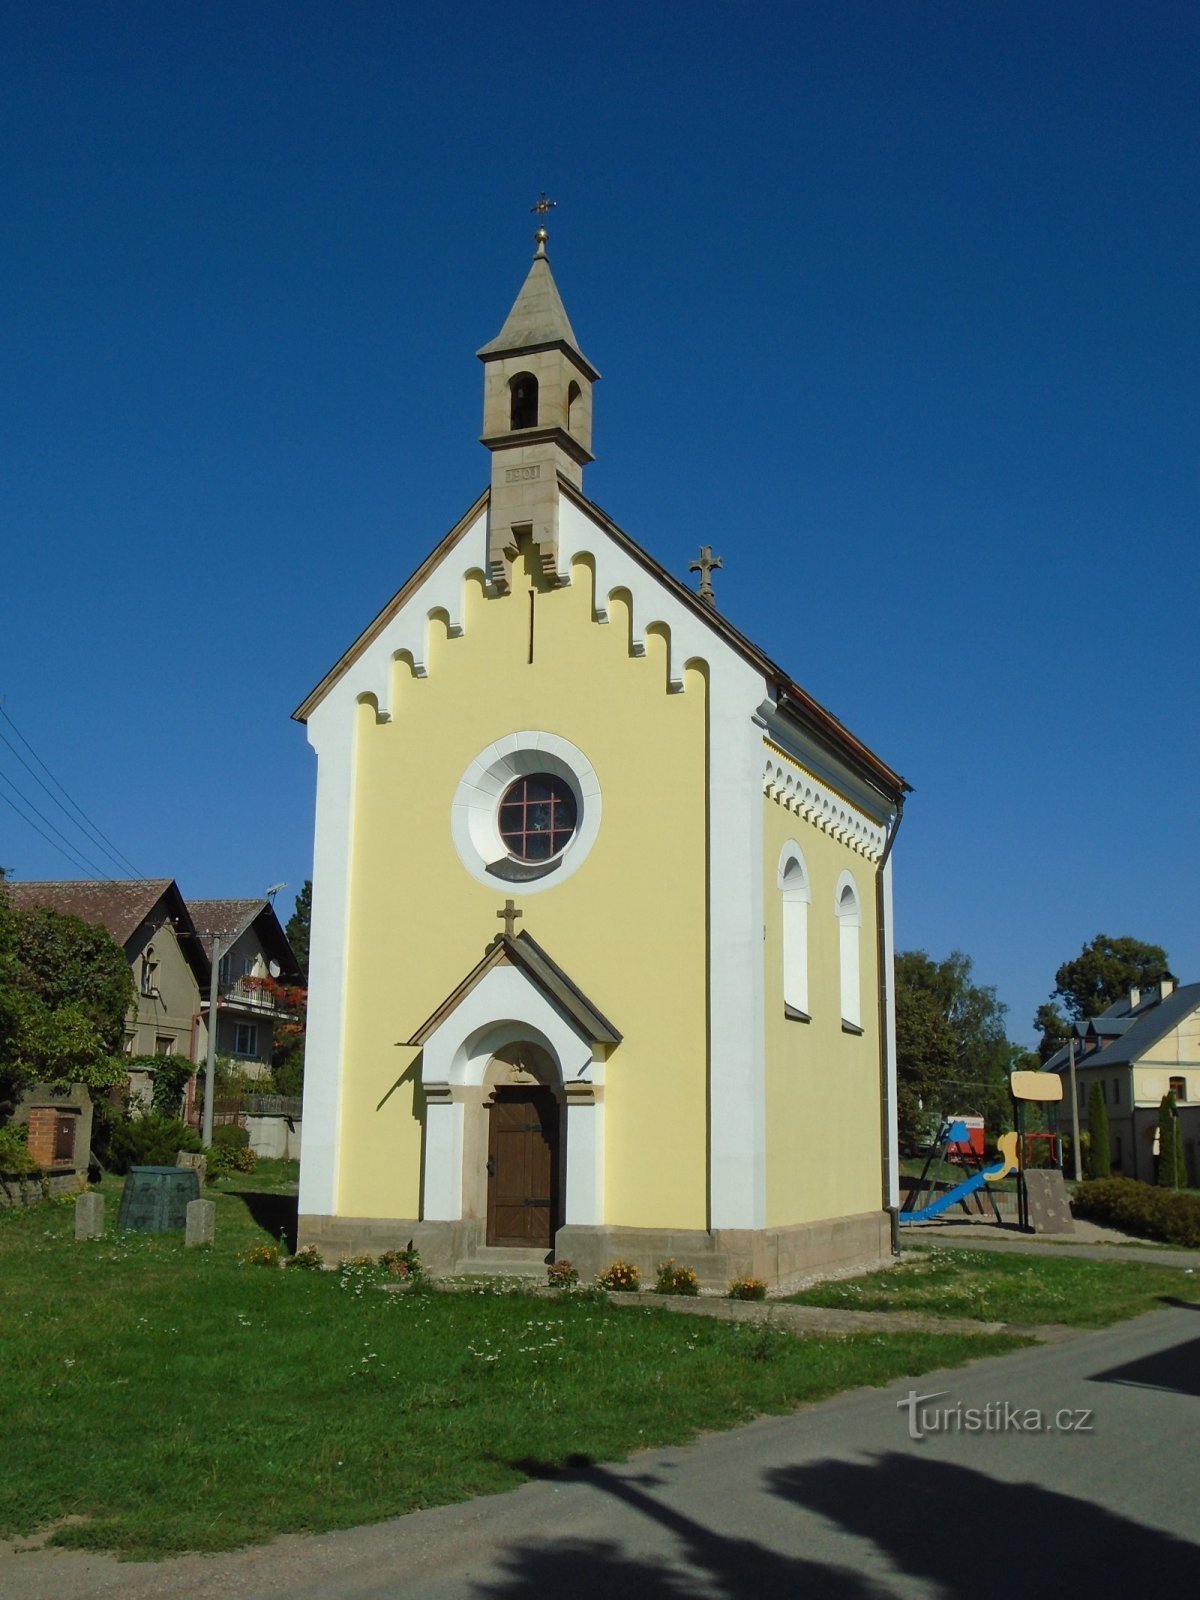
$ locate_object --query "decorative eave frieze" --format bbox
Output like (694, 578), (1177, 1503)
(762, 738), (887, 861)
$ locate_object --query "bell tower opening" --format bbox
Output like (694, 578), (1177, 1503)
(510, 372), (539, 430)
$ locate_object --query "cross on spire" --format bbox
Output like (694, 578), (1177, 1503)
(530, 192), (556, 255)
(497, 898), (523, 938)
(689, 545), (723, 605)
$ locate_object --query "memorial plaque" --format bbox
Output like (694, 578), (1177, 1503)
(116, 1166), (201, 1233)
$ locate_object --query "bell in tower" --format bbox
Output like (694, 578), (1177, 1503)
(477, 208), (600, 592)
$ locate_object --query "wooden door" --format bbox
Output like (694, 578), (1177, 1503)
(486, 1088), (559, 1248)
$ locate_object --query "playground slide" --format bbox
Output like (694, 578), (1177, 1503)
(897, 1167), (989, 1224)
(898, 1134), (1019, 1226)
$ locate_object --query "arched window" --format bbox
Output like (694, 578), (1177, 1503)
(835, 872), (862, 1031)
(509, 372), (538, 430)
(567, 380), (582, 433)
(777, 843), (810, 1019)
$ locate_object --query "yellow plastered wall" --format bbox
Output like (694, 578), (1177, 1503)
(762, 793), (884, 1227)
(338, 544), (709, 1227)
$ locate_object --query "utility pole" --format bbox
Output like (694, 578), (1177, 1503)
(202, 934), (222, 1149)
(1068, 1033), (1082, 1181)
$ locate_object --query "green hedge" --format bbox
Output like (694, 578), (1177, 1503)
(1072, 1177), (1200, 1248)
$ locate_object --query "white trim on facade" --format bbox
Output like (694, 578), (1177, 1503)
(762, 748), (887, 861)
(296, 705), (358, 1219)
(835, 868), (862, 1030)
(881, 854), (899, 1209)
(450, 730), (602, 894)
(777, 839), (811, 1019)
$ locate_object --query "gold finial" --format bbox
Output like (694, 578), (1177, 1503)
(689, 545), (723, 606)
(530, 192), (556, 255)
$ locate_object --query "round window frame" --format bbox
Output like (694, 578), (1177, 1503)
(450, 732), (601, 891)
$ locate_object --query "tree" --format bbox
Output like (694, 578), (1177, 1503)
(1157, 1092), (1186, 1189)
(285, 880), (311, 982)
(894, 984), (956, 1149)
(1033, 1001), (1071, 1064)
(0, 899), (134, 1109)
(1084, 1082), (1110, 1179)
(894, 950), (1022, 1141)
(1053, 935), (1173, 1023)
(14, 906), (134, 1054)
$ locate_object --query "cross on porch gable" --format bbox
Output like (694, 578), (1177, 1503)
(497, 899), (523, 938)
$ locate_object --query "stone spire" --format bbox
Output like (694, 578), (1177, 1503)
(477, 223), (600, 592)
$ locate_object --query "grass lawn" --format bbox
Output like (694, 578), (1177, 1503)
(0, 1172), (1029, 1562)
(785, 1245), (1199, 1327)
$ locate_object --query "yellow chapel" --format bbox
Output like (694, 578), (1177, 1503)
(294, 225), (910, 1286)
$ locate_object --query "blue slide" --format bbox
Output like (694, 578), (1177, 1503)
(897, 1167), (989, 1225)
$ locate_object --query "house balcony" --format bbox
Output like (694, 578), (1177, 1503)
(215, 976), (297, 1018)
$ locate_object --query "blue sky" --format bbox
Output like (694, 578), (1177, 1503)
(2, 2), (1196, 1045)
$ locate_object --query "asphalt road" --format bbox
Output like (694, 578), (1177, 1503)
(6, 1303), (1199, 1599)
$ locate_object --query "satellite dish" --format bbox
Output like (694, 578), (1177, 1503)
(268, 960), (281, 978)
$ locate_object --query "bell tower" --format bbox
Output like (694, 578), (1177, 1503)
(477, 216), (600, 592)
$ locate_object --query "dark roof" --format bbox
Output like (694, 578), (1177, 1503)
(187, 899), (303, 983)
(5, 878), (179, 947)
(407, 930), (621, 1049)
(1046, 983), (1200, 1073)
(293, 482), (909, 807)
(4, 878), (211, 986)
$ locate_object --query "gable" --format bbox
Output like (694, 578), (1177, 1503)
(292, 480), (906, 807)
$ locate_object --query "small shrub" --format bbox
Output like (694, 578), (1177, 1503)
(1072, 1176), (1200, 1248)
(654, 1258), (699, 1296)
(232, 1145), (257, 1174)
(547, 1259), (579, 1289)
(211, 1123), (250, 1151)
(242, 1243), (282, 1268)
(379, 1245), (423, 1282)
(728, 1275), (768, 1301)
(0, 1125), (35, 1175)
(103, 1114), (202, 1174)
(596, 1259), (641, 1292)
(204, 1145), (236, 1182)
(287, 1243), (324, 1271)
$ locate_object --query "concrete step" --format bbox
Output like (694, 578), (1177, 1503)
(449, 1247), (551, 1279)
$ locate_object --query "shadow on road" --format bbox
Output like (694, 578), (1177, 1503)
(768, 1452), (1199, 1595)
(1090, 1327), (1200, 1399)
(473, 1442), (1199, 1597)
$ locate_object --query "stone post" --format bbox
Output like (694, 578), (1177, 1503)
(185, 1198), (216, 1248)
(74, 1191), (104, 1240)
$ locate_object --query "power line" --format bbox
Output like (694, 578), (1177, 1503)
(0, 775), (108, 881)
(0, 702), (143, 877)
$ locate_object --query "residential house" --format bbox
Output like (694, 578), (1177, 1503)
(1045, 980), (1199, 1184)
(188, 899), (304, 1079)
(6, 879), (209, 1105)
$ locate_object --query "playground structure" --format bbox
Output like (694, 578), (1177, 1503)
(900, 1072), (1069, 1232)
(899, 1121), (1019, 1226)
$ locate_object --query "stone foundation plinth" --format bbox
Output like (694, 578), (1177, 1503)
(299, 1208), (891, 1287)
(555, 1211), (892, 1290)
